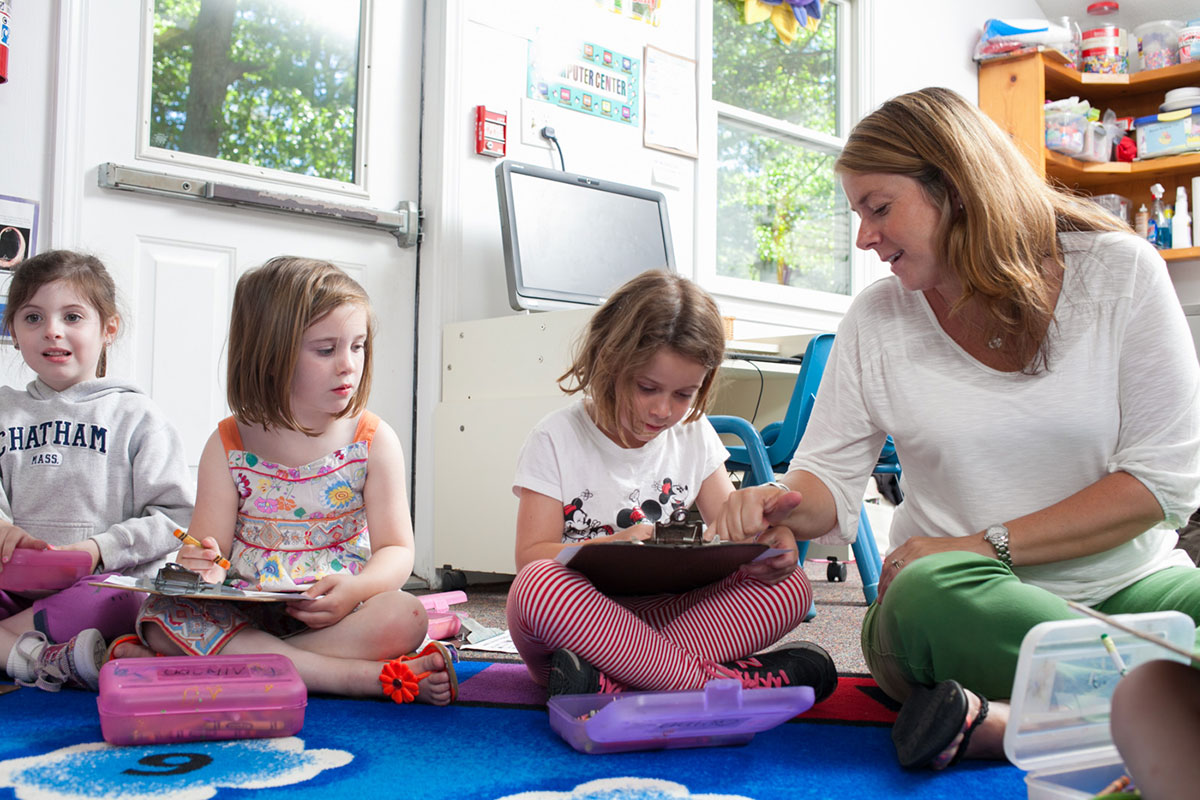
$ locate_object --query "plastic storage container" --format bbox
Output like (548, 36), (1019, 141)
(1090, 193), (1130, 223)
(1045, 111), (1088, 156)
(1135, 106), (1200, 159)
(1081, 25), (1127, 73)
(1133, 20), (1183, 70)
(1181, 22), (1200, 64)
(419, 590), (466, 639)
(1077, 121), (1113, 162)
(549, 679), (814, 754)
(0, 549), (93, 591)
(1004, 611), (1195, 799)
(97, 654), (307, 746)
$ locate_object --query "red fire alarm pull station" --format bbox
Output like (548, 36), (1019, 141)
(475, 105), (506, 157)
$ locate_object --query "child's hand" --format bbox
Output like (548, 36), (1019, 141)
(739, 526), (799, 585)
(285, 573), (361, 629)
(596, 524), (655, 544)
(0, 522), (48, 566)
(55, 539), (102, 572)
(175, 535), (228, 584)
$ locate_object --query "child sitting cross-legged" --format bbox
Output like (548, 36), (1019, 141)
(506, 269), (837, 700)
(130, 257), (454, 705)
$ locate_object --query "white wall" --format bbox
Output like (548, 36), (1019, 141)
(0, 0), (58, 389)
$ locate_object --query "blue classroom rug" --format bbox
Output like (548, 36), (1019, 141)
(0, 662), (1027, 800)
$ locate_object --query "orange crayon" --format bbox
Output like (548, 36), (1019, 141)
(172, 529), (231, 571)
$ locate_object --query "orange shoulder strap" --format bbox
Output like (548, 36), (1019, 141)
(354, 411), (380, 449)
(217, 416), (243, 454)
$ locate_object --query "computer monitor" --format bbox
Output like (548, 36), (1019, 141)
(495, 160), (675, 311)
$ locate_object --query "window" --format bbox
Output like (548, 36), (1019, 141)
(143, 0), (367, 191)
(703, 0), (866, 319)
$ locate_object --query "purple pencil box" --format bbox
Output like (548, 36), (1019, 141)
(0, 549), (93, 591)
(97, 654), (307, 746)
(548, 678), (814, 754)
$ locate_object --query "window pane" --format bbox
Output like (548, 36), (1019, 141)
(150, 0), (362, 183)
(716, 121), (851, 295)
(711, 0), (839, 134)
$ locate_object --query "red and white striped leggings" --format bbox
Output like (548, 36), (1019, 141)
(506, 558), (811, 691)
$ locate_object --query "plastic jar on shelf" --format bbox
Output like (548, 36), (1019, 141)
(1181, 20), (1200, 64)
(1134, 20), (1184, 70)
(1082, 25), (1127, 73)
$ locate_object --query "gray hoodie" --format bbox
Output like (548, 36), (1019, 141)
(0, 378), (194, 578)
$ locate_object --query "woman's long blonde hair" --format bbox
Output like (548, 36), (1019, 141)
(835, 87), (1127, 373)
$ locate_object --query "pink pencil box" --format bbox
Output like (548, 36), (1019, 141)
(420, 590), (467, 639)
(97, 654), (306, 746)
(0, 549), (93, 591)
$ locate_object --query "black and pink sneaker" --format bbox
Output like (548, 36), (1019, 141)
(715, 642), (838, 702)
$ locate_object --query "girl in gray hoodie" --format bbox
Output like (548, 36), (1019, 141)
(0, 250), (193, 691)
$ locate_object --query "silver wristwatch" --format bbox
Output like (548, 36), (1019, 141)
(984, 524), (1013, 569)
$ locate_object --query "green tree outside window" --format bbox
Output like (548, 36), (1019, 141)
(150, 0), (362, 184)
(713, 0), (851, 294)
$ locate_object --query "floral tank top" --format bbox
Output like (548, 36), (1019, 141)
(219, 413), (378, 592)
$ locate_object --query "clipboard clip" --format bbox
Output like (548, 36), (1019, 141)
(652, 508), (704, 544)
(152, 563), (218, 595)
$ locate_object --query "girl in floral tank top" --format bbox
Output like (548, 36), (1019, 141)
(221, 413), (375, 592)
(135, 257), (456, 706)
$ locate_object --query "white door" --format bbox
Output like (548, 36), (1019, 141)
(50, 1), (421, 493)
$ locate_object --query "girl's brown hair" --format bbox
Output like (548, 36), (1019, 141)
(835, 87), (1127, 374)
(558, 270), (726, 445)
(2, 249), (120, 378)
(227, 256), (375, 433)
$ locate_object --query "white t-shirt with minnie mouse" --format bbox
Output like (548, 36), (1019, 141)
(513, 398), (730, 542)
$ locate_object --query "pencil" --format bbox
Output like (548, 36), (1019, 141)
(1101, 633), (1129, 677)
(172, 528), (231, 570)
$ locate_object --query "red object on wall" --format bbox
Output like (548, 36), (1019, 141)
(475, 105), (506, 158)
(1, 1), (12, 84)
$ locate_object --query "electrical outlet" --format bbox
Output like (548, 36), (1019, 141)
(521, 96), (552, 149)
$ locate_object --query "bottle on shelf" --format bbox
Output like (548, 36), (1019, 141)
(1174, 186), (1193, 249)
(1148, 183), (1169, 248)
(1135, 203), (1149, 238)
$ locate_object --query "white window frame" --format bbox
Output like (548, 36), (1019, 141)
(134, 0), (374, 199)
(696, 0), (874, 331)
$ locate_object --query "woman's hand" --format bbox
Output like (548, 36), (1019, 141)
(739, 525), (799, 584)
(0, 522), (47, 564)
(175, 535), (228, 585)
(286, 573), (363, 629)
(877, 534), (987, 601)
(710, 484), (804, 543)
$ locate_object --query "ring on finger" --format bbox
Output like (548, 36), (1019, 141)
(890, 558), (904, 570)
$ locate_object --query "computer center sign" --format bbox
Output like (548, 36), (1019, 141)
(527, 41), (640, 127)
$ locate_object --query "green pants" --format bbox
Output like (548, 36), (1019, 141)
(861, 551), (1200, 702)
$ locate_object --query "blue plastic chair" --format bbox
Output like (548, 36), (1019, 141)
(710, 333), (884, 606)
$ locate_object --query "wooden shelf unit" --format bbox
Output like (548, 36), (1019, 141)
(979, 51), (1200, 236)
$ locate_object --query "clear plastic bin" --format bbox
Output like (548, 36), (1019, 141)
(1045, 111), (1088, 156)
(548, 679), (813, 754)
(1135, 106), (1200, 159)
(1133, 20), (1183, 70)
(1090, 193), (1129, 223)
(1076, 121), (1113, 162)
(1005, 611), (1195, 799)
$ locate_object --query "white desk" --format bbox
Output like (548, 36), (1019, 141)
(431, 309), (815, 582)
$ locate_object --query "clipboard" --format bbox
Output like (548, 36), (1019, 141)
(555, 541), (785, 595)
(91, 564), (304, 603)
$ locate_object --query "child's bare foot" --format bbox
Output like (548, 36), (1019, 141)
(379, 644), (458, 706)
(407, 651), (455, 705)
(105, 634), (158, 661)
